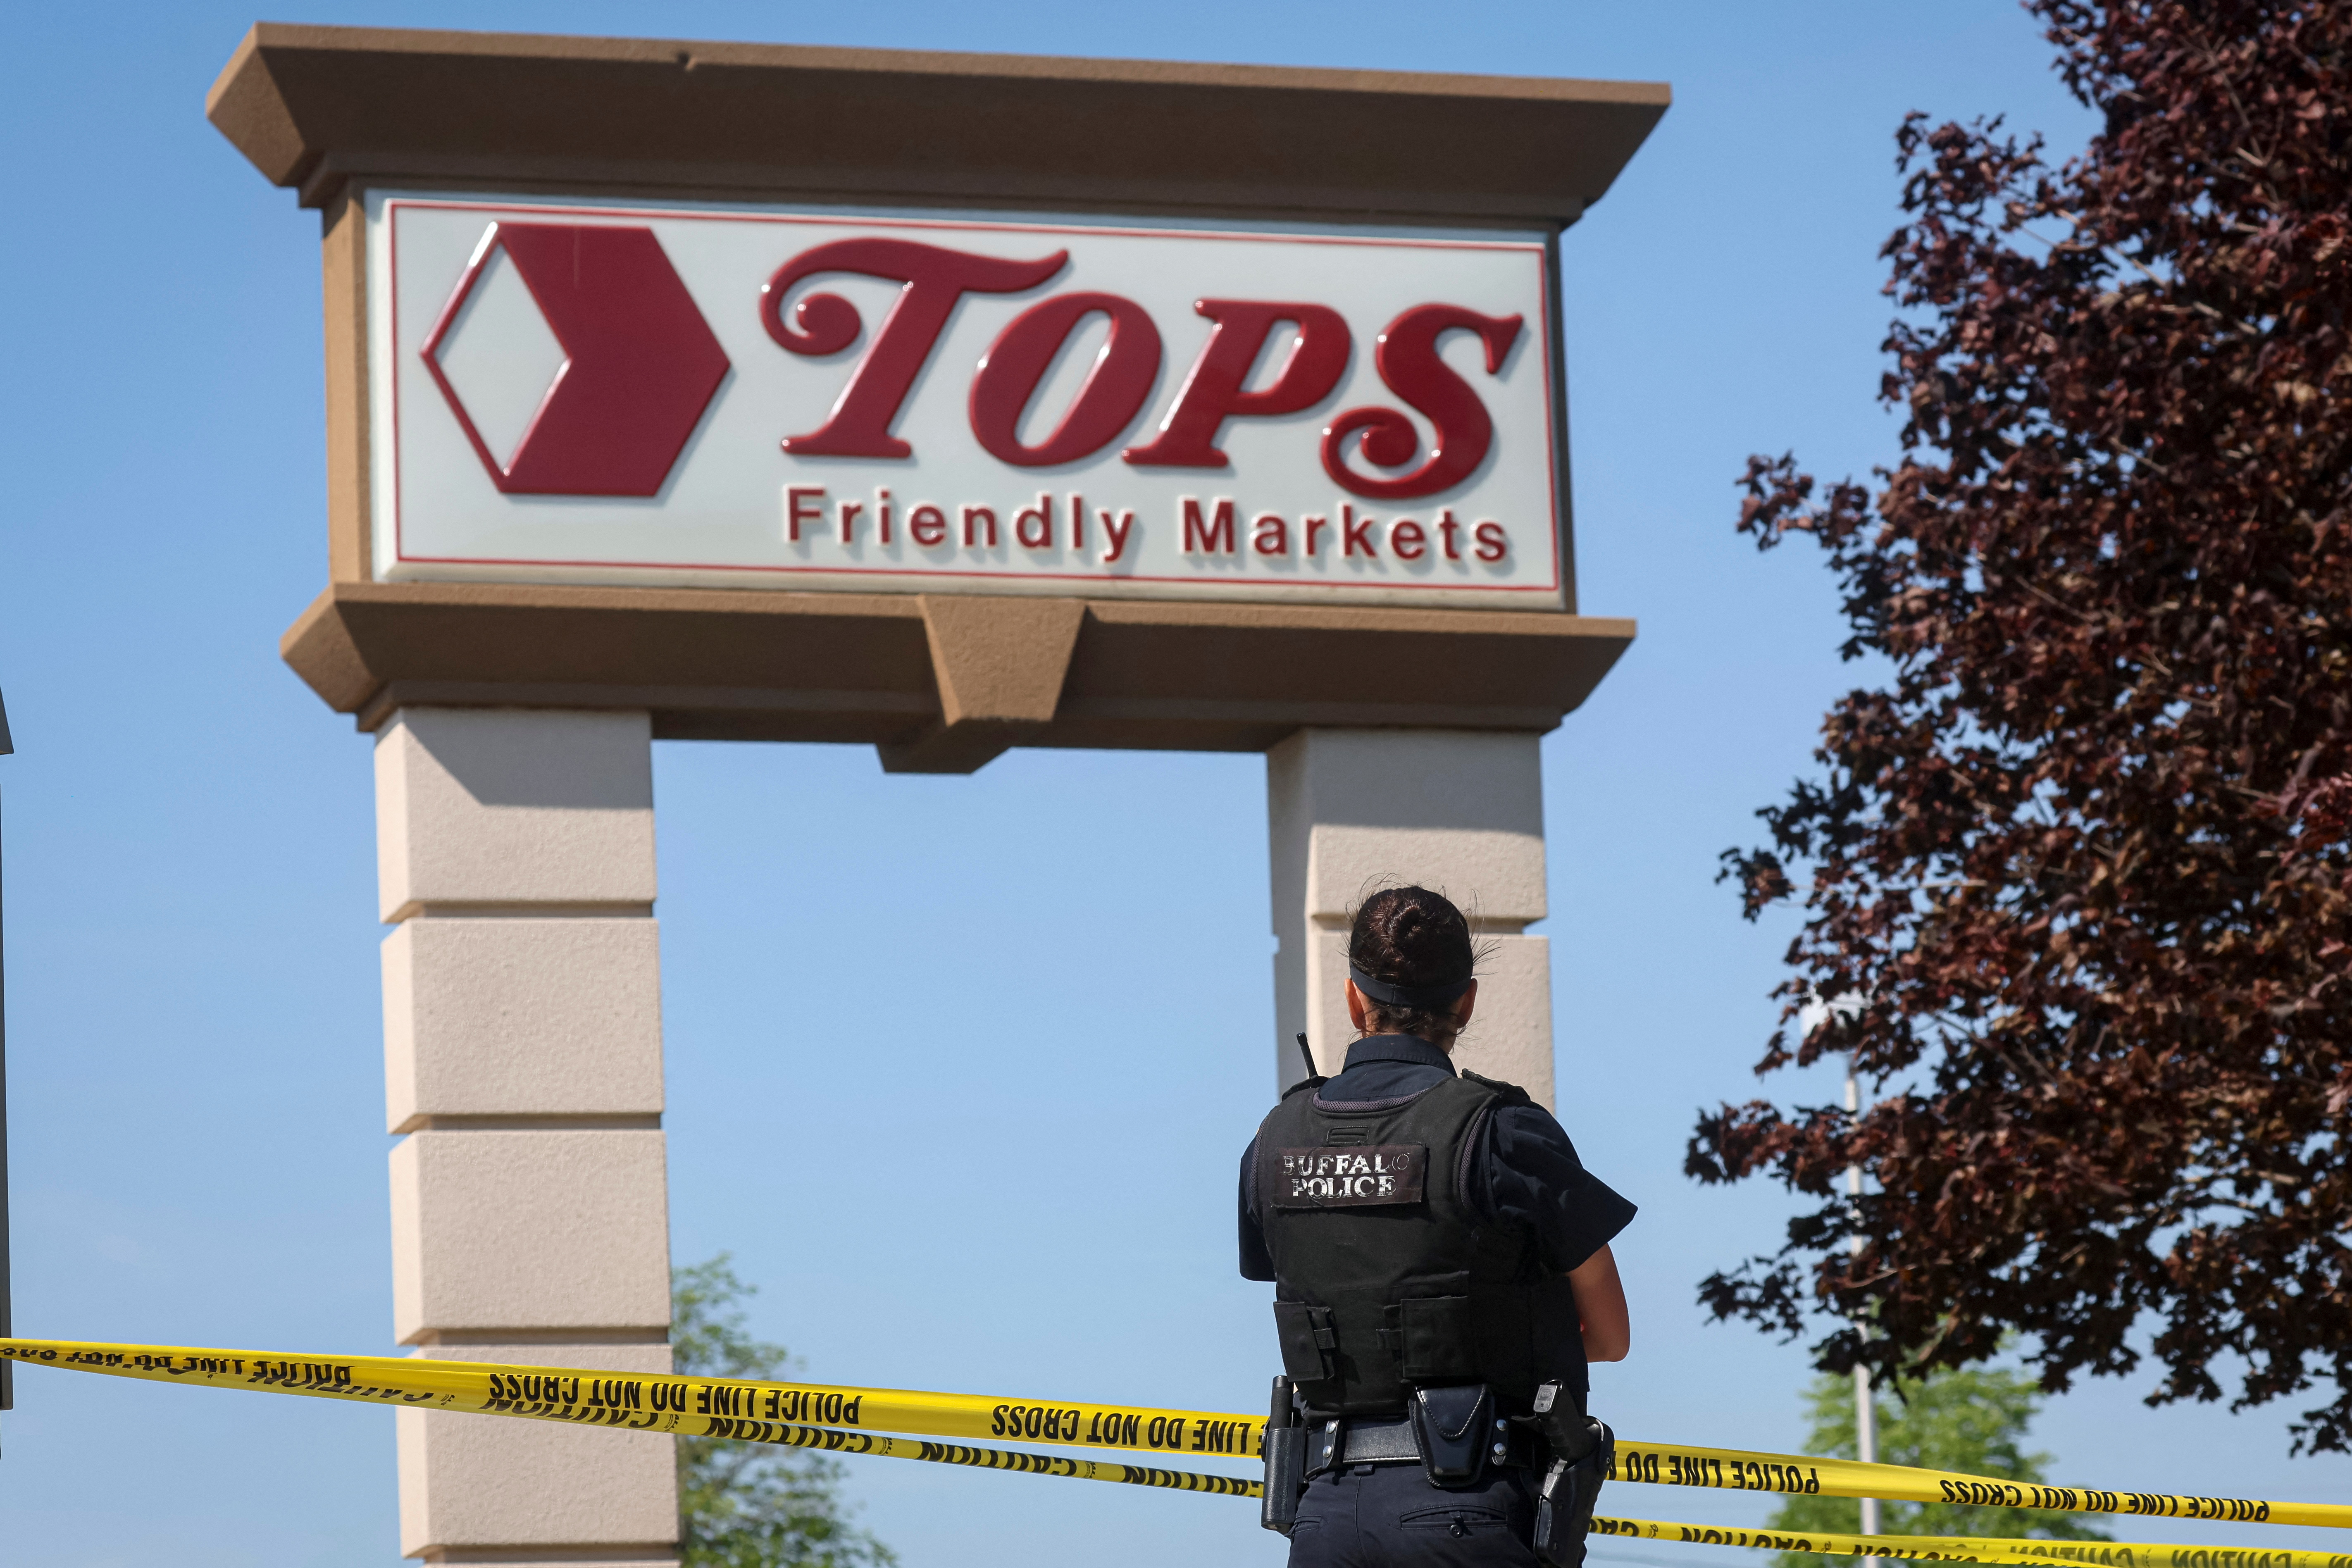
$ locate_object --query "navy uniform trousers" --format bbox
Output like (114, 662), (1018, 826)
(1289, 1461), (1542, 1568)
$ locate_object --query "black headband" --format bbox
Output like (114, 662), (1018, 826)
(1349, 963), (1474, 1012)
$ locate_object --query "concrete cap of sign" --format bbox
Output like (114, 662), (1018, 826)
(206, 24), (1669, 222)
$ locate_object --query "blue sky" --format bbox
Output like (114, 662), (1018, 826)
(5, 4), (2347, 1566)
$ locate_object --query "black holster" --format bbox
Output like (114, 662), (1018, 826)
(1529, 1382), (1611, 1568)
(1261, 1376), (1307, 1536)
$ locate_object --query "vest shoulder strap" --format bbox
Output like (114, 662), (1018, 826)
(1457, 1069), (1534, 1110)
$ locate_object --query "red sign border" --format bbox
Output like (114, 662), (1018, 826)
(383, 197), (1564, 601)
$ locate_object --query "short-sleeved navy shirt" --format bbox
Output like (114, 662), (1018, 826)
(1238, 1034), (1636, 1282)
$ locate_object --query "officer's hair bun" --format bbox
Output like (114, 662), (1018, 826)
(1348, 886), (1479, 1044)
(1351, 885), (1474, 985)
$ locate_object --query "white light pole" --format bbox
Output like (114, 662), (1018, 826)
(1848, 1058), (1878, 1558)
(1810, 993), (1879, 1563)
(0, 684), (14, 1428)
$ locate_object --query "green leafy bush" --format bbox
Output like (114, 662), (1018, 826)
(1766, 1364), (2109, 1568)
(674, 1256), (897, 1568)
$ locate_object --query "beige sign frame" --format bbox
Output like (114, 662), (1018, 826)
(210, 26), (1663, 771)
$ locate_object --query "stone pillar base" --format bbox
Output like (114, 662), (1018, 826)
(376, 708), (678, 1562)
(1268, 728), (1554, 1105)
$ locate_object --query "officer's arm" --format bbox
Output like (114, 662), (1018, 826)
(1568, 1244), (1630, 1362)
(1478, 1103), (1637, 1360)
(1238, 1139), (1277, 1281)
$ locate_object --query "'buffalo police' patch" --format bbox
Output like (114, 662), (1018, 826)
(1271, 1146), (1426, 1208)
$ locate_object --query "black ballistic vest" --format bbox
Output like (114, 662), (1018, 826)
(1254, 1068), (1584, 1417)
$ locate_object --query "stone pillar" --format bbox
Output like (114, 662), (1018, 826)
(375, 707), (679, 1567)
(1268, 729), (1554, 1106)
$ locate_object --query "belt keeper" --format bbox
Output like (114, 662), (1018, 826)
(1307, 1417), (1343, 1477)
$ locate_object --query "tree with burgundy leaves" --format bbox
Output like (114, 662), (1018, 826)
(1692, 2), (2352, 1448)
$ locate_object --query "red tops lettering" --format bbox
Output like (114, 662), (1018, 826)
(757, 239), (1520, 500)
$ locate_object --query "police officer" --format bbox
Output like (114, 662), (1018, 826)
(1242, 886), (1634, 1568)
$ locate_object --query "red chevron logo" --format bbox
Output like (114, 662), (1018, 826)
(421, 223), (730, 497)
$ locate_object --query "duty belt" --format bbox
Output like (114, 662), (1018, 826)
(1307, 1415), (1542, 1474)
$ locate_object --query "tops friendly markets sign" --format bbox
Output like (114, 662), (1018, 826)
(372, 195), (1567, 609)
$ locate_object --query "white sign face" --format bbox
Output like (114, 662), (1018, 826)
(367, 193), (1566, 609)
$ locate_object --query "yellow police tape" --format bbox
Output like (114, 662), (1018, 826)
(0, 1337), (1265, 1463)
(1592, 1516), (2352, 1568)
(601, 1414), (1263, 1497)
(1603, 1440), (2344, 1529)
(7, 1337), (2350, 1546)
